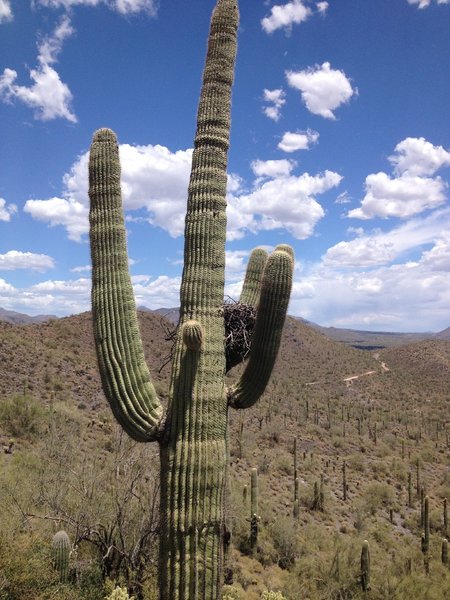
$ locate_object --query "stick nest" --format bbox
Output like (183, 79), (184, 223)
(224, 299), (256, 372)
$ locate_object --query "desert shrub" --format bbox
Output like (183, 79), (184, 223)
(0, 394), (45, 438)
(269, 517), (300, 569)
(260, 592), (287, 600)
(361, 482), (395, 516)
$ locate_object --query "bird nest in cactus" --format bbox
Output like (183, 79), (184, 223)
(224, 298), (256, 372)
(159, 299), (256, 373)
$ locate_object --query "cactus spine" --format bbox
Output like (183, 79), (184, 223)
(88, 2), (293, 597)
(52, 530), (70, 583)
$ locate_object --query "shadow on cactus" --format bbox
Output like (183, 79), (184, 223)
(88, 1), (293, 598)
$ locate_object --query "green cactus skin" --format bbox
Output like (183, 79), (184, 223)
(442, 538), (449, 565)
(423, 495), (430, 555)
(88, 1), (293, 597)
(52, 530), (70, 583)
(360, 539), (371, 592)
(250, 467), (259, 552)
(342, 461), (347, 502)
(444, 498), (448, 537)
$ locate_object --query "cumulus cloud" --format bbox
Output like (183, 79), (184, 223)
(278, 129), (319, 153)
(0, 0), (12, 23)
(407, 0), (449, 8)
(324, 207), (450, 267)
(349, 138), (450, 220)
(25, 144), (193, 241)
(286, 62), (356, 119)
(228, 169), (342, 240)
(0, 198), (17, 221)
(129, 275), (181, 309)
(262, 88), (286, 121)
(316, 2), (329, 15)
(261, 0), (312, 34)
(26, 137), (342, 244)
(251, 159), (295, 179)
(348, 172), (447, 220)
(34, 0), (157, 15)
(0, 251), (55, 271)
(291, 240), (450, 331)
(388, 137), (450, 177)
(0, 16), (76, 122)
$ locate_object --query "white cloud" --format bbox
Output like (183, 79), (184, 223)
(0, 0), (13, 23)
(251, 159), (295, 179)
(132, 275), (181, 309)
(34, 0), (157, 15)
(324, 207), (450, 267)
(262, 1), (312, 34)
(0, 16), (76, 122)
(286, 62), (356, 119)
(278, 129), (319, 152)
(0, 278), (16, 294)
(316, 2), (329, 15)
(262, 88), (286, 122)
(348, 172), (447, 220)
(0, 251), (55, 271)
(349, 138), (450, 220)
(24, 143), (193, 241)
(71, 264), (92, 273)
(26, 137), (342, 244)
(25, 196), (88, 241)
(388, 137), (450, 177)
(335, 191), (351, 204)
(291, 244), (450, 331)
(0, 198), (17, 221)
(229, 169), (342, 240)
(407, 0), (449, 8)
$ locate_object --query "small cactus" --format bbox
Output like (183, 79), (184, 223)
(442, 538), (449, 565)
(444, 498), (448, 537)
(422, 495), (430, 555)
(360, 539), (371, 592)
(51, 530), (70, 583)
(250, 467), (259, 551)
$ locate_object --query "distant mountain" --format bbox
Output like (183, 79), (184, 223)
(308, 323), (434, 350)
(0, 307), (57, 325)
(435, 326), (450, 340)
(148, 307), (179, 325)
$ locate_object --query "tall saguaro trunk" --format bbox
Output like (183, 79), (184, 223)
(88, 1), (294, 598)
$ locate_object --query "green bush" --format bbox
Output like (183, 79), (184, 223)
(0, 394), (45, 438)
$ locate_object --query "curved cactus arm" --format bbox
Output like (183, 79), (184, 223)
(227, 247), (294, 409)
(89, 128), (163, 442)
(239, 247), (268, 306)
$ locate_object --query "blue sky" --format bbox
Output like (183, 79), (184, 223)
(0, 0), (449, 332)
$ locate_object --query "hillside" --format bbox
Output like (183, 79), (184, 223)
(0, 312), (449, 599)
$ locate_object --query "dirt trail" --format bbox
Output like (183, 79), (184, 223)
(306, 353), (390, 387)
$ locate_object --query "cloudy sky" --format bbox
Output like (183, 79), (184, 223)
(1, 0), (449, 332)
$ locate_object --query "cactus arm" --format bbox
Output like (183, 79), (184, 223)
(239, 247), (268, 306)
(227, 247), (293, 409)
(89, 128), (163, 442)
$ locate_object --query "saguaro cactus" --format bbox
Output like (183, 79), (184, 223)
(51, 530), (70, 583)
(360, 539), (371, 593)
(88, 1), (293, 598)
(250, 467), (259, 552)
